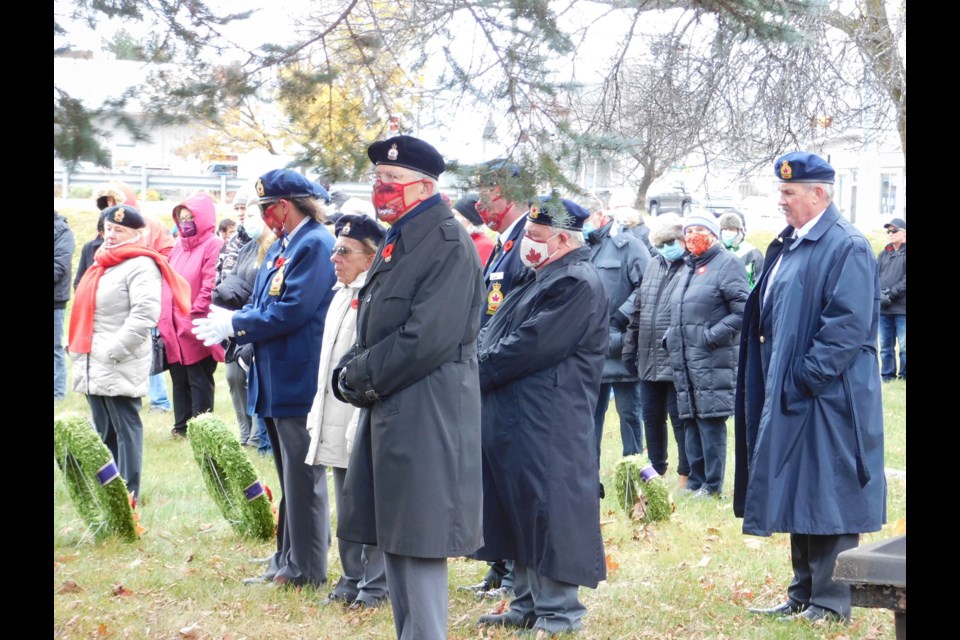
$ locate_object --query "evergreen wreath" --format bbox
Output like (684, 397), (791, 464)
(53, 412), (139, 542)
(188, 413), (274, 540)
(613, 455), (672, 522)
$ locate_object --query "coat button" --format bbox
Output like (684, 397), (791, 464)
(759, 335), (765, 343)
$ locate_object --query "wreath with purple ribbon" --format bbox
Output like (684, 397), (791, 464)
(54, 413), (139, 542)
(187, 413), (275, 540)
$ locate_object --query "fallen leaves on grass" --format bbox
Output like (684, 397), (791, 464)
(97, 623), (109, 636)
(892, 518), (906, 535)
(58, 580), (82, 594)
(605, 553), (620, 575)
(729, 587), (754, 603)
(742, 537), (764, 550)
(696, 555), (711, 568)
(179, 623), (201, 638)
(111, 584), (134, 597)
(493, 599), (508, 614)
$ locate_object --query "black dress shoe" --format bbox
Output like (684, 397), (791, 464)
(477, 611), (537, 629)
(457, 579), (491, 593)
(349, 596), (386, 610)
(747, 600), (806, 616)
(323, 591), (356, 606)
(779, 605), (847, 624)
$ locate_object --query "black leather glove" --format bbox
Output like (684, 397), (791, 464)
(334, 368), (372, 408)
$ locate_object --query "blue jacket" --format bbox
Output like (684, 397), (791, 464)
(480, 214), (533, 328)
(733, 204), (886, 536)
(233, 218), (336, 418)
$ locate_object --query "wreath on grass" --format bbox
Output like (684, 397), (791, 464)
(53, 413), (139, 543)
(613, 455), (672, 523)
(187, 413), (275, 540)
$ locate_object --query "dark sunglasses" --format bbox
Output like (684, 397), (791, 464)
(332, 246), (370, 256)
(653, 240), (677, 249)
(885, 228), (900, 234)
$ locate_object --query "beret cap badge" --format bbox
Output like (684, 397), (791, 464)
(256, 178), (265, 197)
(387, 143), (399, 161)
(113, 209), (125, 223)
(341, 222), (352, 236)
(779, 161), (793, 181)
(529, 204), (540, 219)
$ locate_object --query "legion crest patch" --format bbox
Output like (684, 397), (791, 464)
(779, 160), (793, 181)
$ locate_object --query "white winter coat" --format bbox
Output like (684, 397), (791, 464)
(304, 272), (365, 467)
(70, 256), (162, 398)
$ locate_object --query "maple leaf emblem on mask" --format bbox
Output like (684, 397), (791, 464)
(525, 247), (542, 263)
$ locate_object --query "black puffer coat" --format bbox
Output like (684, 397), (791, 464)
(665, 243), (748, 419)
(622, 254), (686, 382)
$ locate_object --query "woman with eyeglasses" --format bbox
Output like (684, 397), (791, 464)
(622, 213), (691, 489)
(663, 211), (749, 499)
(305, 214), (390, 611)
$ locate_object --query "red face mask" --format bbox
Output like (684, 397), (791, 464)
(686, 233), (714, 256)
(476, 196), (512, 231)
(261, 202), (288, 235)
(372, 179), (424, 224)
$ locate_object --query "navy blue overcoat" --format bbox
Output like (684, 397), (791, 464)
(733, 204), (886, 536)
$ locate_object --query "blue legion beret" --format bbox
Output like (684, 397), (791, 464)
(453, 194), (484, 226)
(101, 204), (146, 229)
(528, 196), (590, 231)
(335, 213), (386, 245)
(774, 152), (836, 184)
(256, 169), (330, 204)
(367, 135), (445, 180)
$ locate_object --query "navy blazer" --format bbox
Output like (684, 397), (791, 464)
(480, 213), (533, 328)
(233, 218), (336, 418)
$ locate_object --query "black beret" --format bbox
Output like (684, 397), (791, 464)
(774, 152), (836, 184)
(528, 196), (590, 231)
(335, 214), (385, 245)
(256, 169), (330, 204)
(100, 204), (146, 229)
(453, 194), (484, 226)
(367, 135), (445, 180)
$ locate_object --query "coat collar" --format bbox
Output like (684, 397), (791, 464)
(535, 245), (591, 279)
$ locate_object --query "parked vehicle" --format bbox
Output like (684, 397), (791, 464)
(205, 163), (239, 177)
(646, 184), (695, 216)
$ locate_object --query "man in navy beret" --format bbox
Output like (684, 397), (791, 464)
(475, 195), (608, 634)
(736, 152), (886, 624)
(333, 135), (485, 640)
(193, 167), (337, 590)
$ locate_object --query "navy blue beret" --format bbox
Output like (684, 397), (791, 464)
(256, 169), (330, 204)
(528, 196), (590, 231)
(774, 152), (835, 184)
(335, 214), (385, 245)
(453, 194), (484, 226)
(101, 204), (145, 229)
(367, 135), (445, 180)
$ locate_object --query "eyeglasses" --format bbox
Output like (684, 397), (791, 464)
(886, 228), (900, 234)
(332, 246), (370, 256)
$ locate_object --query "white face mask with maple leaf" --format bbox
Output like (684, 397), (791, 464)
(519, 232), (561, 269)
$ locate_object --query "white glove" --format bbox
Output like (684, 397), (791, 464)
(192, 305), (236, 347)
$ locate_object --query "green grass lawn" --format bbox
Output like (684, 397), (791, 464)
(55, 203), (905, 639)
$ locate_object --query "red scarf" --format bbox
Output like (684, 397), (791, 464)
(69, 244), (191, 354)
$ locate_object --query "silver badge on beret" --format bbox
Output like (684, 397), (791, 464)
(387, 143), (399, 161)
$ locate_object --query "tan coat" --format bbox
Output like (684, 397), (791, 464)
(305, 272), (366, 467)
(71, 256), (162, 398)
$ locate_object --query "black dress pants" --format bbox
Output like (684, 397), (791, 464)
(168, 356), (217, 433)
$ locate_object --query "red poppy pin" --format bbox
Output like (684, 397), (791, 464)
(382, 243), (395, 262)
(351, 299), (359, 310)
(696, 265), (708, 275)
(503, 240), (514, 252)
(274, 256), (286, 268)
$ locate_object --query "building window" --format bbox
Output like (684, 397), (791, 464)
(880, 173), (898, 215)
